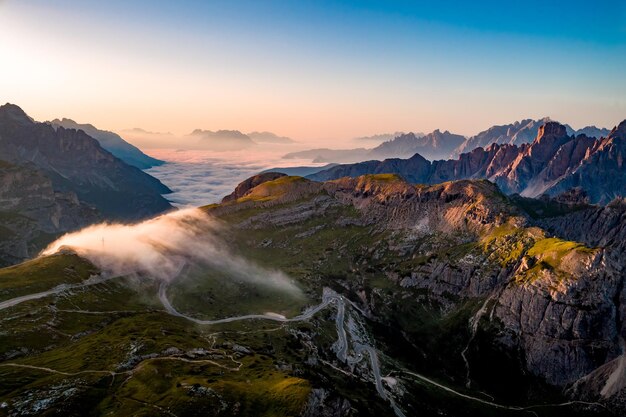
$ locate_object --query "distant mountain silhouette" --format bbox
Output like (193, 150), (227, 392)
(50, 118), (164, 169)
(247, 131), (295, 144)
(369, 130), (465, 161)
(353, 132), (409, 143)
(285, 129), (464, 163)
(189, 129), (294, 151)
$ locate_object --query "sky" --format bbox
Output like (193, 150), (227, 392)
(0, 0), (625, 142)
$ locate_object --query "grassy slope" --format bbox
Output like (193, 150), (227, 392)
(0, 253), (97, 302)
(167, 264), (308, 320)
(0, 267), (315, 417)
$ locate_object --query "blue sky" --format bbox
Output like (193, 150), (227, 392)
(0, 0), (624, 140)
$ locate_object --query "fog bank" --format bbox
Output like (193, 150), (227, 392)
(41, 208), (300, 294)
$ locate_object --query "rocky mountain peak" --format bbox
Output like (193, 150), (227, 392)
(0, 103), (33, 126)
(527, 121), (571, 163)
(49, 117), (163, 169)
(536, 121), (568, 139)
(609, 119), (626, 139)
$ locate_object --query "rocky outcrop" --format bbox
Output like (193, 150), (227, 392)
(300, 389), (353, 417)
(539, 198), (626, 256)
(0, 161), (99, 265)
(221, 172), (287, 203)
(493, 263), (622, 386)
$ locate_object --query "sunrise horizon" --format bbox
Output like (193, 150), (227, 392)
(1, 0), (624, 142)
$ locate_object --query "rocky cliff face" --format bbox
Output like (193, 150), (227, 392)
(0, 161), (99, 266)
(544, 120), (626, 203)
(0, 103), (172, 220)
(310, 120), (626, 204)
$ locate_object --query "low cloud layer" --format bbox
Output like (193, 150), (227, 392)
(41, 208), (301, 294)
(145, 155), (263, 206)
(143, 149), (321, 207)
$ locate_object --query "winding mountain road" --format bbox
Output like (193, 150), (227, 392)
(158, 283), (336, 325)
(158, 283), (403, 415)
(0, 275), (607, 417)
(0, 275), (115, 312)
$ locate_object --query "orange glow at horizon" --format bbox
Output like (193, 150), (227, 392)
(1, 1), (624, 146)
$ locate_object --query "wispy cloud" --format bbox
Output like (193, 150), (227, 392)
(41, 208), (301, 294)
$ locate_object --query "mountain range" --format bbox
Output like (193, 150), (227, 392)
(284, 130), (465, 163)
(247, 131), (295, 144)
(373, 130), (465, 160)
(189, 129), (256, 151)
(456, 118), (611, 155)
(119, 128), (296, 151)
(309, 120), (626, 204)
(189, 129), (295, 151)
(285, 119), (610, 164)
(354, 131), (410, 143)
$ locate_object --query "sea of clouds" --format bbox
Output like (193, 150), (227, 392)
(144, 149), (317, 207)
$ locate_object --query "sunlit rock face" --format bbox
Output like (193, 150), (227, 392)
(310, 120), (626, 204)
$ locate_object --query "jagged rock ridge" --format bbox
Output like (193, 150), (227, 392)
(310, 120), (626, 204)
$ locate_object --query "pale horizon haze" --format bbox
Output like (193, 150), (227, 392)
(1, 0), (625, 144)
